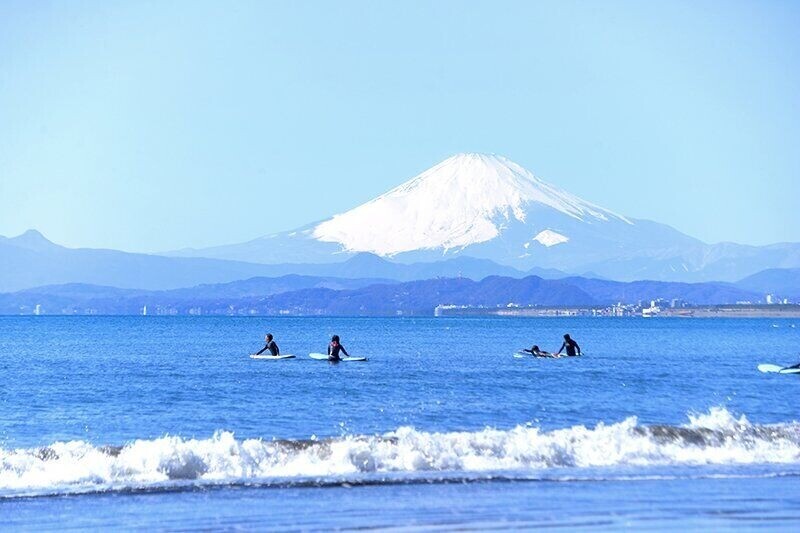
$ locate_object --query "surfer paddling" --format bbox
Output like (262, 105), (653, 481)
(521, 345), (555, 357)
(555, 333), (581, 357)
(255, 333), (280, 356)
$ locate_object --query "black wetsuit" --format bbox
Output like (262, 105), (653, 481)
(327, 343), (349, 360)
(256, 340), (279, 356)
(558, 339), (580, 356)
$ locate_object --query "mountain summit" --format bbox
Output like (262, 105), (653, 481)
(312, 153), (630, 256)
(168, 154), (800, 282)
(0, 229), (58, 252)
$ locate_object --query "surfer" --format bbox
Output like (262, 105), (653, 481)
(522, 345), (553, 357)
(327, 335), (349, 361)
(555, 334), (581, 357)
(255, 333), (280, 356)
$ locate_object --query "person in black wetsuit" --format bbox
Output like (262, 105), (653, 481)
(255, 333), (280, 356)
(555, 334), (581, 357)
(522, 345), (552, 357)
(327, 335), (349, 361)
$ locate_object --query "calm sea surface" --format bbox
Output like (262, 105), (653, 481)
(1, 316), (799, 530)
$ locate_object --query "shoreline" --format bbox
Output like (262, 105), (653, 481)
(2, 308), (800, 318)
(435, 304), (800, 319)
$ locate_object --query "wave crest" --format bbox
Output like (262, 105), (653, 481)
(2, 408), (798, 497)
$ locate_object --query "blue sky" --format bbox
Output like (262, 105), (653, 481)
(1, 0), (798, 252)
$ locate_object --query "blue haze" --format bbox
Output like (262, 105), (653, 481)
(1, 1), (799, 251)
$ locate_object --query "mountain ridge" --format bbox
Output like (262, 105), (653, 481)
(0, 230), (560, 292)
(0, 273), (765, 316)
(312, 153), (632, 256)
(166, 153), (800, 282)
(736, 268), (800, 299)
(5, 155), (800, 286)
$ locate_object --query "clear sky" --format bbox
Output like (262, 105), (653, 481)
(1, 0), (798, 252)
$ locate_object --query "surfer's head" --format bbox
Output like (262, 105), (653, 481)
(532, 345), (540, 352)
(266, 333), (273, 341)
(331, 335), (340, 344)
(564, 334), (571, 340)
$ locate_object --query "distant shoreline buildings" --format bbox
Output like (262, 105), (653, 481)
(434, 302), (800, 319)
(12, 301), (800, 317)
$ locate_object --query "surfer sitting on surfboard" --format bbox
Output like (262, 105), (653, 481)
(327, 335), (349, 361)
(255, 333), (280, 356)
(555, 334), (581, 357)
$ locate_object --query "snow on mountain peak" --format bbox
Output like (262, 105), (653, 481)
(533, 229), (570, 247)
(312, 153), (631, 256)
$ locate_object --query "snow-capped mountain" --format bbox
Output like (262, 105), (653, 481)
(312, 153), (632, 256)
(169, 153), (800, 282)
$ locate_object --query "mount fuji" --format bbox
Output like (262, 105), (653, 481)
(170, 153), (800, 282)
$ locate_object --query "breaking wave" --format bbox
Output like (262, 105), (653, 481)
(2, 408), (799, 498)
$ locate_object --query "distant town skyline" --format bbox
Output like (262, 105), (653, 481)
(1, 1), (799, 252)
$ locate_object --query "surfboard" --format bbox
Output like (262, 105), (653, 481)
(758, 363), (800, 374)
(250, 354), (296, 360)
(309, 352), (368, 362)
(515, 351), (555, 358)
(515, 351), (579, 358)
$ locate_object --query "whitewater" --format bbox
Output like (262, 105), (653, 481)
(2, 408), (799, 498)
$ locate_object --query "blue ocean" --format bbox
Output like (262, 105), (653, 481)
(2, 316), (799, 529)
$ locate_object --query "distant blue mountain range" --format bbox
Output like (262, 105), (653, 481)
(1, 230), (796, 316)
(5, 156), (800, 290)
(0, 273), (769, 316)
(736, 268), (800, 299)
(167, 154), (800, 283)
(0, 229), (562, 292)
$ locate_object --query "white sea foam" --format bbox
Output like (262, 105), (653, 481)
(687, 406), (750, 430)
(1, 408), (798, 497)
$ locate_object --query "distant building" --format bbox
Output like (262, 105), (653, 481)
(766, 294), (774, 305)
(642, 301), (661, 317)
(34, 304), (41, 316)
(434, 304), (456, 317)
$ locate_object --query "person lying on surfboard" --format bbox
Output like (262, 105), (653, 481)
(255, 333), (280, 356)
(327, 335), (349, 361)
(555, 333), (581, 357)
(521, 345), (554, 357)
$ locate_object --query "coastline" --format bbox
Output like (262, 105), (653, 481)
(435, 304), (800, 318)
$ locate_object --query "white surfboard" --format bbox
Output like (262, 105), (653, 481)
(309, 352), (367, 362)
(250, 354), (296, 360)
(515, 351), (575, 359)
(758, 363), (800, 374)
